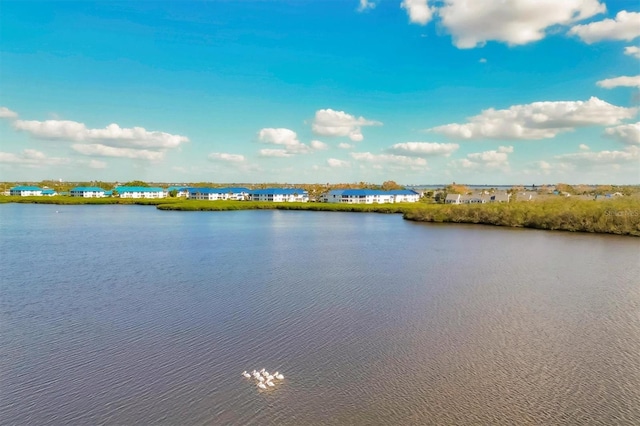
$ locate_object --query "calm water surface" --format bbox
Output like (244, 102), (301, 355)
(1, 204), (639, 425)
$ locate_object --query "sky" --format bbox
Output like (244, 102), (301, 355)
(1, 0), (639, 185)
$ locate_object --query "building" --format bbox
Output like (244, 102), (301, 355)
(167, 186), (189, 197)
(445, 193), (461, 204)
(42, 189), (58, 196)
(489, 192), (511, 203)
(250, 188), (309, 202)
(187, 187), (250, 201)
(340, 189), (395, 204)
(389, 189), (420, 203)
(116, 186), (166, 199)
(323, 189), (345, 203)
(70, 186), (105, 198)
(10, 186), (43, 196)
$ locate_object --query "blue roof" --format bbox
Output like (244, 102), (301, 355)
(71, 186), (105, 192)
(342, 189), (388, 196)
(388, 189), (418, 195)
(11, 186), (42, 191)
(116, 186), (164, 192)
(250, 188), (307, 195)
(104, 190), (113, 195)
(41, 189), (57, 194)
(167, 186), (187, 191)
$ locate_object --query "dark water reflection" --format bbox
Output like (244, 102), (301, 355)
(1, 204), (638, 425)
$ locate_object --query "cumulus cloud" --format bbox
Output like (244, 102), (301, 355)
(259, 149), (293, 158)
(351, 152), (427, 168)
(0, 106), (18, 119)
(569, 11), (640, 44)
(327, 158), (351, 168)
(555, 146), (639, 165)
(438, 0), (605, 48)
(357, 0), (375, 12)
(624, 46), (640, 59)
(579, 143), (590, 151)
(431, 97), (637, 140)
(596, 75), (640, 89)
(311, 109), (381, 142)
(453, 147), (512, 170)
(386, 142), (459, 157)
(338, 142), (354, 149)
(71, 143), (164, 161)
(604, 122), (640, 145)
(310, 140), (328, 150)
(13, 119), (189, 149)
(208, 152), (246, 162)
(0, 149), (70, 167)
(401, 0), (434, 25)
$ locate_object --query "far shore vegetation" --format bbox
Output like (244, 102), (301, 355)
(2, 182), (639, 237)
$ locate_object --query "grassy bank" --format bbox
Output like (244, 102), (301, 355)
(3, 196), (638, 236)
(403, 198), (640, 236)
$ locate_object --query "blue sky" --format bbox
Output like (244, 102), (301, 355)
(1, 0), (639, 185)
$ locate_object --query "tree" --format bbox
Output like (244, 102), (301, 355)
(381, 180), (403, 191)
(169, 189), (178, 197)
(123, 180), (149, 187)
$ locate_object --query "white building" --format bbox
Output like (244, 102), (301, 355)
(250, 188), (309, 202)
(70, 186), (105, 198)
(116, 186), (166, 199)
(445, 194), (461, 204)
(10, 186), (43, 196)
(187, 187), (250, 201)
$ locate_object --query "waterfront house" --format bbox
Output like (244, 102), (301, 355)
(70, 186), (105, 198)
(323, 189), (345, 203)
(250, 188), (309, 202)
(167, 186), (189, 197)
(10, 186), (43, 196)
(42, 189), (58, 196)
(339, 189), (394, 204)
(389, 189), (420, 203)
(116, 186), (166, 199)
(187, 187), (250, 201)
(490, 192), (511, 203)
(445, 194), (461, 204)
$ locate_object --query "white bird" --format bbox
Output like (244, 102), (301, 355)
(275, 373), (284, 380)
(242, 371), (251, 378)
(266, 375), (274, 381)
(257, 376), (265, 382)
(257, 382), (267, 389)
(262, 370), (270, 377)
(266, 380), (275, 387)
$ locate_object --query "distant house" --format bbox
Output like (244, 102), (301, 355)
(250, 188), (309, 202)
(10, 186), (43, 196)
(389, 189), (420, 203)
(445, 194), (461, 204)
(42, 189), (58, 197)
(70, 186), (105, 198)
(323, 189), (345, 203)
(116, 186), (166, 199)
(187, 187), (250, 201)
(490, 192), (511, 203)
(103, 190), (113, 197)
(340, 189), (394, 204)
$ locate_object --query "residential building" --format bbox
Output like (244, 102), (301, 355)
(250, 188), (309, 202)
(389, 189), (420, 203)
(70, 186), (105, 198)
(167, 186), (189, 197)
(116, 186), (166, 199)
(445, 193), (461, 204)
(42, 189), (58, 196)
(10, 186), (43, 196)
(187, 187), (250, 201)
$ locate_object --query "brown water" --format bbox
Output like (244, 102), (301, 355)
(1, 204), (639, 425)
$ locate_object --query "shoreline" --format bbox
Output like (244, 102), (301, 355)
(2, 196), (639, 237)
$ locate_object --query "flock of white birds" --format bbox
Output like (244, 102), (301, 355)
(242, 369), (285, 390)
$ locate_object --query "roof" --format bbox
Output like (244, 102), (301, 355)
(116, 186), (164, 192)
(167, 186), (188, 191)
(41, 189), (57, 194)
(388, 189), (419, 195)
(11, 186), (42, 191)
(342, 189), (392, 196)
(250, 188), (307, 195)
(445, 193), (461, 200)
(70, 186), (105, 192)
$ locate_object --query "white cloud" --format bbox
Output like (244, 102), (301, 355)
(604, 122), (640, 145)
(0, 149), (70, 167)
(14, 120), (189, 149)
(338, 142), (354, 149)
(538, 160), (552, 174)
(258, 128), (301, 146)
(357, 0), (375, 12)
(579, 143), (590, 151)
(259, 149), (293, 158)
(71, 143), (164, 161)
(438, 0), (605, 48)
(624, 46), (640, 59)
(387, 142), (459, 157)
(0, 106), (18, 119)
(431, 97), (637, 140)
(327, 158), (351, 168)
(208, 152), (246, 162)
(311, 109), (381, 141)
(555, 146), (639, 165)
(569, 11), (640, 44)
(453, 147), (512, 170)
(596, 75), (640, 89)
(350, 152), (427, 168)
(401, 0), (434, 25)
(310, 140), (328, 150)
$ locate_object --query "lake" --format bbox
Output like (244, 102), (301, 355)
(1, 204), (639, 425)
